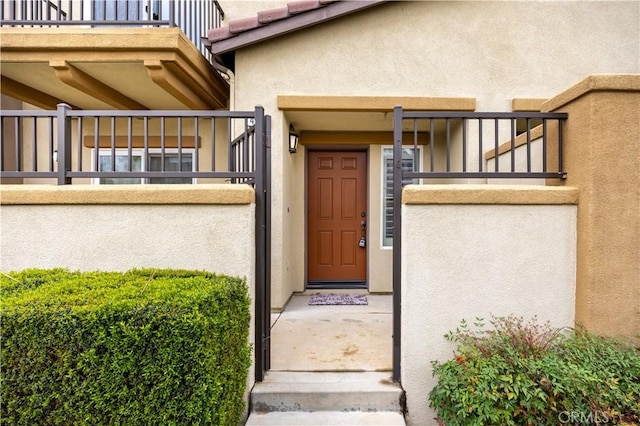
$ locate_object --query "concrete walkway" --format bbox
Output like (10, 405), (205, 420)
(269, 293), (393, 372)
(246, 294), (403, 425)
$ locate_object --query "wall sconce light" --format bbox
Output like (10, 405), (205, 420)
(288, 124), (299, 154)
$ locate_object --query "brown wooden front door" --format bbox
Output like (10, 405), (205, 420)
(307, 151), (367, 287)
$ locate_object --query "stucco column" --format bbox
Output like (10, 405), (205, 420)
(542, 75), (640, 339)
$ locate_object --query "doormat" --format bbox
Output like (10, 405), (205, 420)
(308, 293), (368, 306)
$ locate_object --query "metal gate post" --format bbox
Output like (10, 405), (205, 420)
(264, 115), (272, 371)
(392, 106), (403, 382)
(254, 106), (266, 381)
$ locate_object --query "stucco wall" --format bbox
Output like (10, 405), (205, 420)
(0, 184), (258, 414)
(542, 75), (640, 339)
(1, 184), (255, 275)
(229, 1), (638, 308)
(400, 185), (578, 426)
(1, 209), (253, 274)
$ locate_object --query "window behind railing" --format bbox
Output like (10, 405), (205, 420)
(0, 104), (264, 185)
(94, 148), (195, 185)
(0, 0), (224, 60)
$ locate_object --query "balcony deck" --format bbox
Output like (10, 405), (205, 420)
(0, 0), (229, 110)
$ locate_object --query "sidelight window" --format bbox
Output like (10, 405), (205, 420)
(382, 147), (420, 247)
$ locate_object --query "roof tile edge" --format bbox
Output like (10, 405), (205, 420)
(206, 1), (387, 47)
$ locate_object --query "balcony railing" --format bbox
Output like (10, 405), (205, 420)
(0, 0), (224, 61)
(1, 104), (266, 185)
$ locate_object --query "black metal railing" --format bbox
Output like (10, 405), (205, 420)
(0, 103), (264, 185)
(390, 106), (568, 382)
(392, 107), (568, 180)
(0, 0), (224, 60)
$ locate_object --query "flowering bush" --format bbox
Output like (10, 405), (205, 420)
(429, 315), (640, 425)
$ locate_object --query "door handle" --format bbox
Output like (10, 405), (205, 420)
(359, 211), (367, 248)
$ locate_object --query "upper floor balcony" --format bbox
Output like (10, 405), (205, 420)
(0, 0), (229, 110)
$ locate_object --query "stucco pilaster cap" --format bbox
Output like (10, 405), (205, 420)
(542, 74), (640, 112)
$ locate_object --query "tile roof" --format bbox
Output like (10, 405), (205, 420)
(207, 1), (336, 44)
(205, 0), (388, 58)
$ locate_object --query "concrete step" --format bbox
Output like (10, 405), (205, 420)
(249, 371), (404, 414)
(250, 371), (403, 413)
(245, 411), (406, 425)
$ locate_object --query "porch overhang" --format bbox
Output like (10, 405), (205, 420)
(277, 95), (477, 133)
(0, 27), (229, 110)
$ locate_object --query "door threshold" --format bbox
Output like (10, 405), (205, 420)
(306, 281), (367, 290)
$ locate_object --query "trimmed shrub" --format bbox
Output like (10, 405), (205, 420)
(429, 316), (640, 425)
(1, 268), (251, 426)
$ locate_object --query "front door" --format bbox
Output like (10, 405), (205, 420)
(307, 151), (367, 288)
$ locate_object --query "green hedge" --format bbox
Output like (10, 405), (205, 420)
(1, 268), (251, 425)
